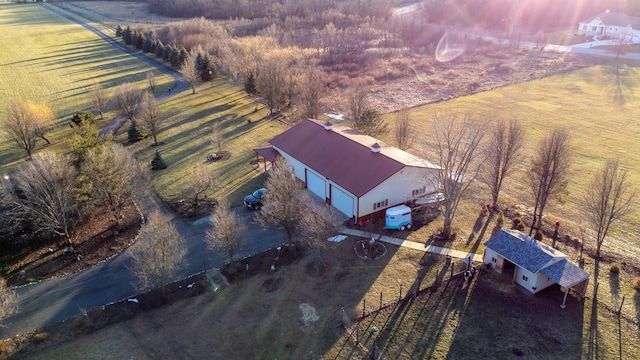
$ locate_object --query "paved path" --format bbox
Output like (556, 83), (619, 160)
(339, 228), (484, 263)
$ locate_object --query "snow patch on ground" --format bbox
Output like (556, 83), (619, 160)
(325, 113), (344, 121)
(328, 235), (347, 243)
(299, 303), (319, 327)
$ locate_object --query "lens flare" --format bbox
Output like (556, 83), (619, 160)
(435, 32), (466, 62)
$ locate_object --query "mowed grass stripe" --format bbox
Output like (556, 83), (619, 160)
(0, 3), (172, 171)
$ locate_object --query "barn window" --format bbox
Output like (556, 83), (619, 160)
(522, 275), (528, 282)
(491, 257), (496, 263)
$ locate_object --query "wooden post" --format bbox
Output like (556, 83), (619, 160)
(362, 298), (366, 318)
(380, 292), (383, 310)
(560, 287), (569, 309)
(618, 295), (625, 314)
(399, 284), (402, 300)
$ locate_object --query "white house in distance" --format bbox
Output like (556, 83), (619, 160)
(578, 11), (640, 43)
(484, 230), (589, 308)
(254, 119), (441, 223)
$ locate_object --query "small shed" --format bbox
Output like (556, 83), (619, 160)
(484, 230), (589, 308)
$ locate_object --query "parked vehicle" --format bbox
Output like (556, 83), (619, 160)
(243, 188), (267, 210)
(384, 205), (412, 231)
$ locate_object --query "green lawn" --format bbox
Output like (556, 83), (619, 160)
(0, 3), (282, 205)
(0, 3), (173, 172)
(383, 64), (640, 254)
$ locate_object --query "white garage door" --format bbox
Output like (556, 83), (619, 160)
(331, 185), (354, 217)
(306, 169), (325, 199)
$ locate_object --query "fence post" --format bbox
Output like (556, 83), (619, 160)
(618, 295), (625, 314)
(363, 298), (366, 318)
(399, 284), (402, 300)
(380, 292), (383, 310)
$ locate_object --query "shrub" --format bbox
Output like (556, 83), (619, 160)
(633, 276), (640, 292)
(609, 263), (620, 274)
(511, 217), (525, 231)
(151, 151), (167, 170)
(32, 332), (48, 344)
(496, 211), (504, 227)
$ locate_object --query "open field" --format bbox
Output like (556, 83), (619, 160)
(117, 81), (286, 206)
(2, 2), (640, 359)
(10, 238), (640, 359)
(0, 3), (173, 172)
(382, 64), (640, 261)
(0, 3), (280, 205)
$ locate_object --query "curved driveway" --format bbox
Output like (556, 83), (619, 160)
(1, 5), (285, 339)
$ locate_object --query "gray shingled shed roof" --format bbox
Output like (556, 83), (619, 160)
(540, 259), (590, 289)
(484, 230), (565, 273)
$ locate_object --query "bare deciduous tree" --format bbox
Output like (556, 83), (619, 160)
(180, 52), (201, 94)
(211, 121), (223, 152)
(298, 65), (325, 119)
(192, 164), (215, 209)
(138, 92), (164, 146)
(2, 99), (54, 160)
(90, 83), (109, 120)
(146, 71), (158, 95)
(256, 56), (288, 115)
(348, 85), (368, 128)
(482, 119), (525, 210)
(206, 198), (246, 264)
(299, 198), (338, 273)
(256, 160), (305, 244)
(11, 152), (78, 241)
(431, 114), (485, 239)
(113, 83), (144, 122)
(585, 159), (635, 259)
(527, 128), (572, 236)
(0, 277), (17, 327)
(394, 109), (413, 150)
(131, 210), (185, 295)
(81, 143), (146, 227)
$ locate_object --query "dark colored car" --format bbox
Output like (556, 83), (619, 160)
(243, 188), (268, 210)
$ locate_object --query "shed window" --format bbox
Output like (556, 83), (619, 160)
(592, 26), (597, 31)
(582, 25), (587, 31)
(522, 275), (528, 282)
(491, 257), (496, 263)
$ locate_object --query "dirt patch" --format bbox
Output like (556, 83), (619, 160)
(219, 243), (302, 282)
(3, 204), (142, 287)
(168, 198), (217, 218)
(299, 303), (319, 328)
(354, 239), (387, 260)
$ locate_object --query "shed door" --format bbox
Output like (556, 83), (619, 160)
(331, 185), (354, 217)
(306, 169), (325, 199)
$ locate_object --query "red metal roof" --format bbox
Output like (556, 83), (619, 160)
(253, 146), (280, 162)
(270, 119), (424, 197)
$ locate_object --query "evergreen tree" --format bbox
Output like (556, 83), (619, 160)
(128, 120), (143, 143)
(116, 25), (123, 37)
(150, 39), (158, 54)
(244, 72), (257, 95)
(143, 37), (153, 53)
(151, 151), (167, 170)
(162, 45), (172, 62)
(123, 26), (132, 45)
(170, 46), (180, 67)
(200, 53), (217, 81)
(135, 32), (145, 50)
(177, 47), (189, 68)
(155, 41), (165, 58)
